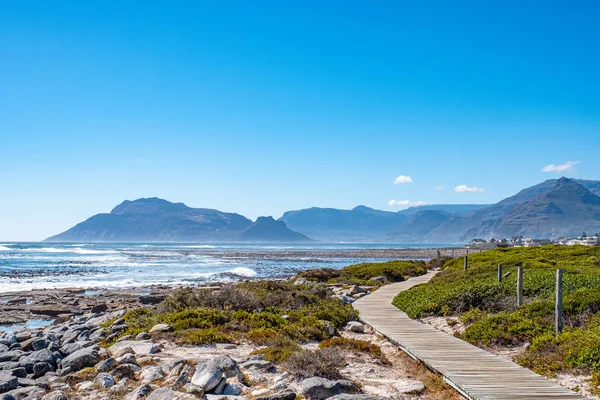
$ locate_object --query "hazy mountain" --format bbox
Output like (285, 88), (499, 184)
(46, 198), (310, 242)
(464, 178), (600, 239)
(279, 206), (408, 241)
(398, 204), (489, 216)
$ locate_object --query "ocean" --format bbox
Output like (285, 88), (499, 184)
(0, 242), (458, 292)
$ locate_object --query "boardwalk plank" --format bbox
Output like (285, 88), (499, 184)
(353, 271), (586, 400)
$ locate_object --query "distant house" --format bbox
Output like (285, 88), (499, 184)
(566, 233), (600, 246)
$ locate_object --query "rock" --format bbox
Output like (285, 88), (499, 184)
(8, 368), (26, 378)
(16, 377), (37, 387)
(0, 371), (18, 393)
(204, 396), (245, 400)
(135, 332), (151, 341)
(190, 359), (225, 392)
(111, 363), (141, 380)
(30, 339), (49, 352)
(213, 377), (227, 394)
(109, 340), (160, 356)
(0, 394), (15, 400)
(93, 372), (115, 388)
(255, 389), (296, 400)
(60, 347), (99, 373)
(111, 324), (128, 334)
(322, 322), (335, 337)
(116, 353), (137, 365)
(147, 387), (198, 400)
(349, 286), (366, 295)
(77, 381), (94, 391)
(91, 304), (108, 313)
(0, 345), (8, 353)
(59, 341), (93, 356)
(345, 321), (364, 333)
(18, 349), (56, 372)
(41, 391), (69, 400)
(327, 396), (389, 400)
(0, 353), (21, 363)
(125, 384), (152, 400)
(149, 324), (172, 334)
(335, 295), (355, 304)
(33, 362), (53, 378)
(299, 377), (356, 399)
(30, 306), (71, 317)
(370, 276), (387, 283)
(221, 382), (245, 396)
(239, 359), (273, 370)
(95, 357), (116, 372)
(393, 379), (425, 394)
(294, 278), (309, 285)
(13, 332), (30, 343)
(140, 366), (164, 384)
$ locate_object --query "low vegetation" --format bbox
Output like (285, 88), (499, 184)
(297, 259), (428, 286)
(283, 348), (346, 380)
(393, 245), (600, 383)
(319, 337), (390, 365)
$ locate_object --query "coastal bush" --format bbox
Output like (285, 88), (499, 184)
(319, 337), (390, 365)
(179, 328), (234, 345)
(393, 246), (600, 377)
(282, 348), (346, 380)
(298, 260), (428, 286)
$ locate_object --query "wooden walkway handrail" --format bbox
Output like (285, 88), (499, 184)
(353, 271), (586, 400)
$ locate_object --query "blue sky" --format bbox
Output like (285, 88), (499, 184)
(1, 1), (599, 240)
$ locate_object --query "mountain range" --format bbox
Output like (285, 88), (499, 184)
(46, 177), (600, 243)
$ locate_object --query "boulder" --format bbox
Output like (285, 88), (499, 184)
(125, 384), (152, 400)
(190, 359), (225, 392)
(299, 377), (356, 399)
(32, 362), (53, 378)
(59, 341), (93, 356)
(109, 340), (160, 356)
(116, 353), (137, 365)
(135, 332), (151, 341)
(41, 391), (69, 400)
(91, 304), (108, 313)
(140, 366), (164, 384)
(345, 321), (364, 334)
(111, 363), (141, 380)
(335, 295), (355, 304)
(8, 368), (26, 378)
(147, 387), (198, 400)
(18, 349), (56, 372)
(30, 339), (49, 352)
(393, 379), (425, 394)
(149, 324), (172, 334)
(0, 371), (18, 393)
(369, 276), (387, 283)
(93, 372), (115, 388)
(294, 278), (309, 285)
(60, 347), (99, 373)
(95, 357), (116, 372)
(255, 389), (296, 400)
(0, 353), (21, 363)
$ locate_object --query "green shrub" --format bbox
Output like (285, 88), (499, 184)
(179, 328), (233, 345)
(319, 337), (390, 365)
(283, 348), (346, 380)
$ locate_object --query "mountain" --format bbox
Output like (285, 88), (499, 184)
(279, 206), (407, 241)
(240, 216), (312, 242)
(398, 204), (490, 216)
(473, 178), (600, 239)
(46, 198), (311, 242)
(385, 211), (454, 242)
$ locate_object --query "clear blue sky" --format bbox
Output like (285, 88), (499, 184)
(1, 1), (599, 241)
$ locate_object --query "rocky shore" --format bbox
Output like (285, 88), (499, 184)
(0, 276), (461, 400)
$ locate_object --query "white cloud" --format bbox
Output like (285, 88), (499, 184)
(388, 200), (429, 208)
(542, 161), (580, 172)
(454, 184), (484, 193)
(434, 185), (444, 191)
(393, 175), (413, 184)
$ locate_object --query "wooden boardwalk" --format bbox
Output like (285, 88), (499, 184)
(353, 271), (586, 400)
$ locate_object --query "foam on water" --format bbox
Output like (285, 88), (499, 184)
(0, 246), (11, 251)
(228, 267), (258, 277)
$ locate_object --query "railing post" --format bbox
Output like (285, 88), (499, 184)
(498, 264), (502, 283)
(437, 249), (441, 262)
(517, 266), (524, 307)
(464, 255), (468, 271)
(452, 249), (455, 258)
(555, 269), (563, 336)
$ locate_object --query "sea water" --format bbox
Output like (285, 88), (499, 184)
(0, 242), (457, 292)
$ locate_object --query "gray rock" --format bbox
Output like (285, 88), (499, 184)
(147, 387), (198, 400)
(33, 362), (53, 378)
(204, 396), (245, 400)
(41, 391), (69, 400)
(221, 382), (245, 396)
(125, 384), (152, 400)
(18, 349), (56, 372)
(116, 335), (133, 343)
(95, 357), (116, 373)
(345, 321), (364, 333)
(116, 353), (137, 365)
(0, 353), (21, 363)
(240, 359), (273, 370)
(111, 363), (141, 380)
(8, 368), (26, 378)
(111, 324), (128, 334)
(0, 345), (8, 353)
(93, 372), (115, 388)
(190, 359), (225, 392)
(327, 396), (389, 400)
(393, 379), (425, 394)
(135, 332), (151, 341)
(60, 341), (93, 356)
(31, 339), (49, 352)
(294, 278), (309, 285)
(13, 333), (30, 343)
(149, 324), (172, 334)
(0, 371), (18, 393)
(16, 377), (36, 386)
(109, 340), (160, 356)
(255, 390), (296, 400)
(335, 295), (355, 304)
(299, 377), (356, 399)
(369, 276), (387, 283)
(0, 394), (15, 400)
(60, 347), (99, 373)
(140, 366), (164, 384)
(322, 322), (335, 337)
